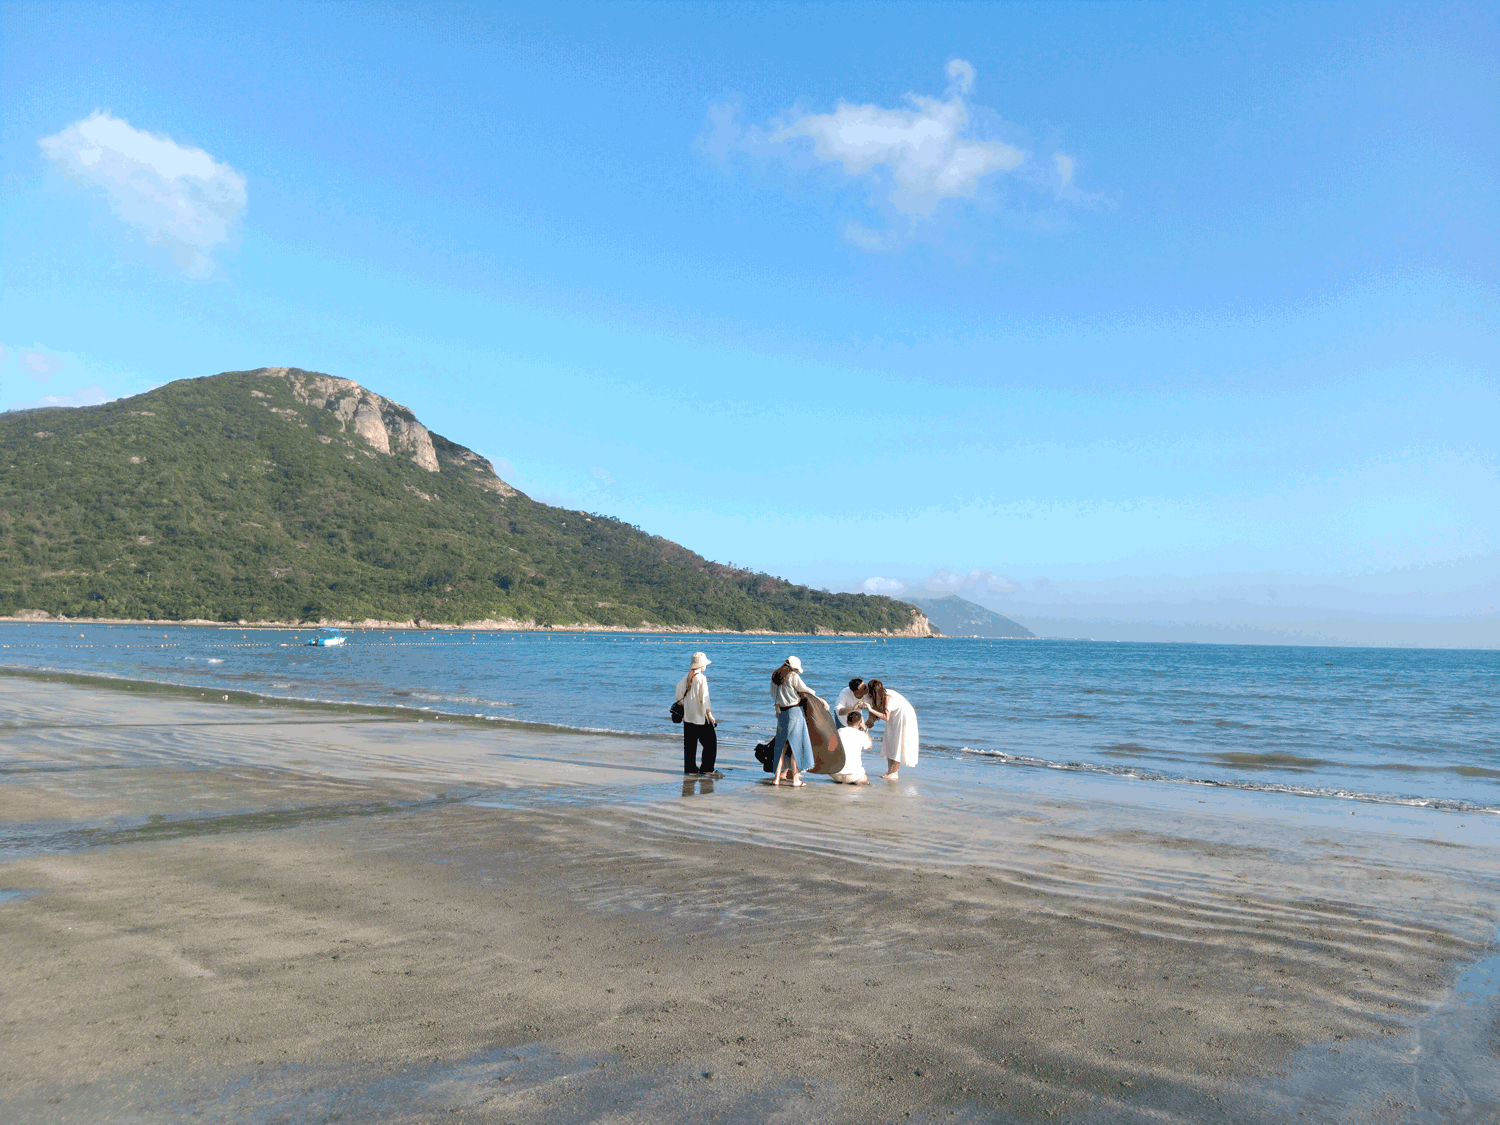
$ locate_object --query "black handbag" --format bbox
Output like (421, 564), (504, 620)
(753, 741), (775, 772)
(670, 673), (693, 724)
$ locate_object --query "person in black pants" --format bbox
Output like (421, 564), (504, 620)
(676, 651), (719, 776)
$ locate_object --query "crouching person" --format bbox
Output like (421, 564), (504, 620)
(831, 711), (871, 785)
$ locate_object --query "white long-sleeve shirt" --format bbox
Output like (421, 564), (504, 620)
(834, 686), (867, 722)
(675, 671), (711, 725)
(770, 670), (810, 710)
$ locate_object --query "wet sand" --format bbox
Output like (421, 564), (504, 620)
(1, 672), (1497, 1123)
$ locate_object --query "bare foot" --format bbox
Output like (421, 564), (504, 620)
(881, 771), (899, 780)
(790, 778), (806, 787)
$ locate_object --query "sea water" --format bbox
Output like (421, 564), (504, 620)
(1, 622), (1495, 814)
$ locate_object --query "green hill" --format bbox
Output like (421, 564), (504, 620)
(903, 595), (1036, 639)
(0, 367), (931, 633)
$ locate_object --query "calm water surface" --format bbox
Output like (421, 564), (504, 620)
(2, 622), (1496, 813)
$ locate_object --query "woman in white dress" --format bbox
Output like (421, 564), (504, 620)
(864, 679), (918, 780)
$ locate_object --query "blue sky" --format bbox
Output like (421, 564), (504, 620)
(2, 1), (1496, 631)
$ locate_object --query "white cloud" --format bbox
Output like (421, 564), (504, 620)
(707, 60), (1090, 247)
(1, 342), (145, 410)
(1054, 152), (1074, 187)
(40, 111), (246, 277)
(861, 576), (908, 595)
(770, 65), (1023, 219)
(946, 58), (976, 96)
(19, 350), (65, 381)
(841, 221), (887, 251)
(698, 100), (744, 162)
(4, 385), (112, 412)
(923, 568), (1021, 595)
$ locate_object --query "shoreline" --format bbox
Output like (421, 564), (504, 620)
(1, 612), (944, 637)
(4, 663), (1498, 819)
(2, 677), (1497, 1122)
(11, 615), (1493, 650)
(0, 665), (672, 743)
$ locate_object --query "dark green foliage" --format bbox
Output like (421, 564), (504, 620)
(0, 369), (923, 632)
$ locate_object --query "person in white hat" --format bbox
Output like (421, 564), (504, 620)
(676, 651), (719, 776)
(768, 655), (820, 786)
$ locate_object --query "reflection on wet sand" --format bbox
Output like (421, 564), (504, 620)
(2, 674), (1497, 1124)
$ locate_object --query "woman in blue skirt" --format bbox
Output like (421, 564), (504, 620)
(769, 655), (822, 786)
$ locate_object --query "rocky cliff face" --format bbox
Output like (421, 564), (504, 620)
(895, 611), (939, 637)
(441, 447), (517, 497)
(812, 611), (937, 636)
(256, 367), (514, 495)
(264, 368), (440, 472)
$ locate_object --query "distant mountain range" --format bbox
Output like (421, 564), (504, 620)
(0, 367), (933, 634)
(903, 595), (1037, 639)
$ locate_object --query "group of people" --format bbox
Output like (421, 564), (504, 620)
(771, 657), (919, 786)
(673, 651), (919, 788)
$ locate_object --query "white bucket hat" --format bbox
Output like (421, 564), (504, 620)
(689, 651), (711, 670)
(785, 655), (803, 672)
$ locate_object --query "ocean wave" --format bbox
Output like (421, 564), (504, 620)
(6, 638), (1495, 811)
(945, 745), (1500, 814)
(409, 692), (518, 708)
(0, 661), (659, 739)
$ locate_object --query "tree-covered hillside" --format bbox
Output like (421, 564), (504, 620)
(0, 368), (930, 632)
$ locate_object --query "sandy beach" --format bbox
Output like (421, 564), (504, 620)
(1, 671), (1497, 1124)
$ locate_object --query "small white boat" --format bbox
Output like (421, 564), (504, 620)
(307, 628), (346, 647)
